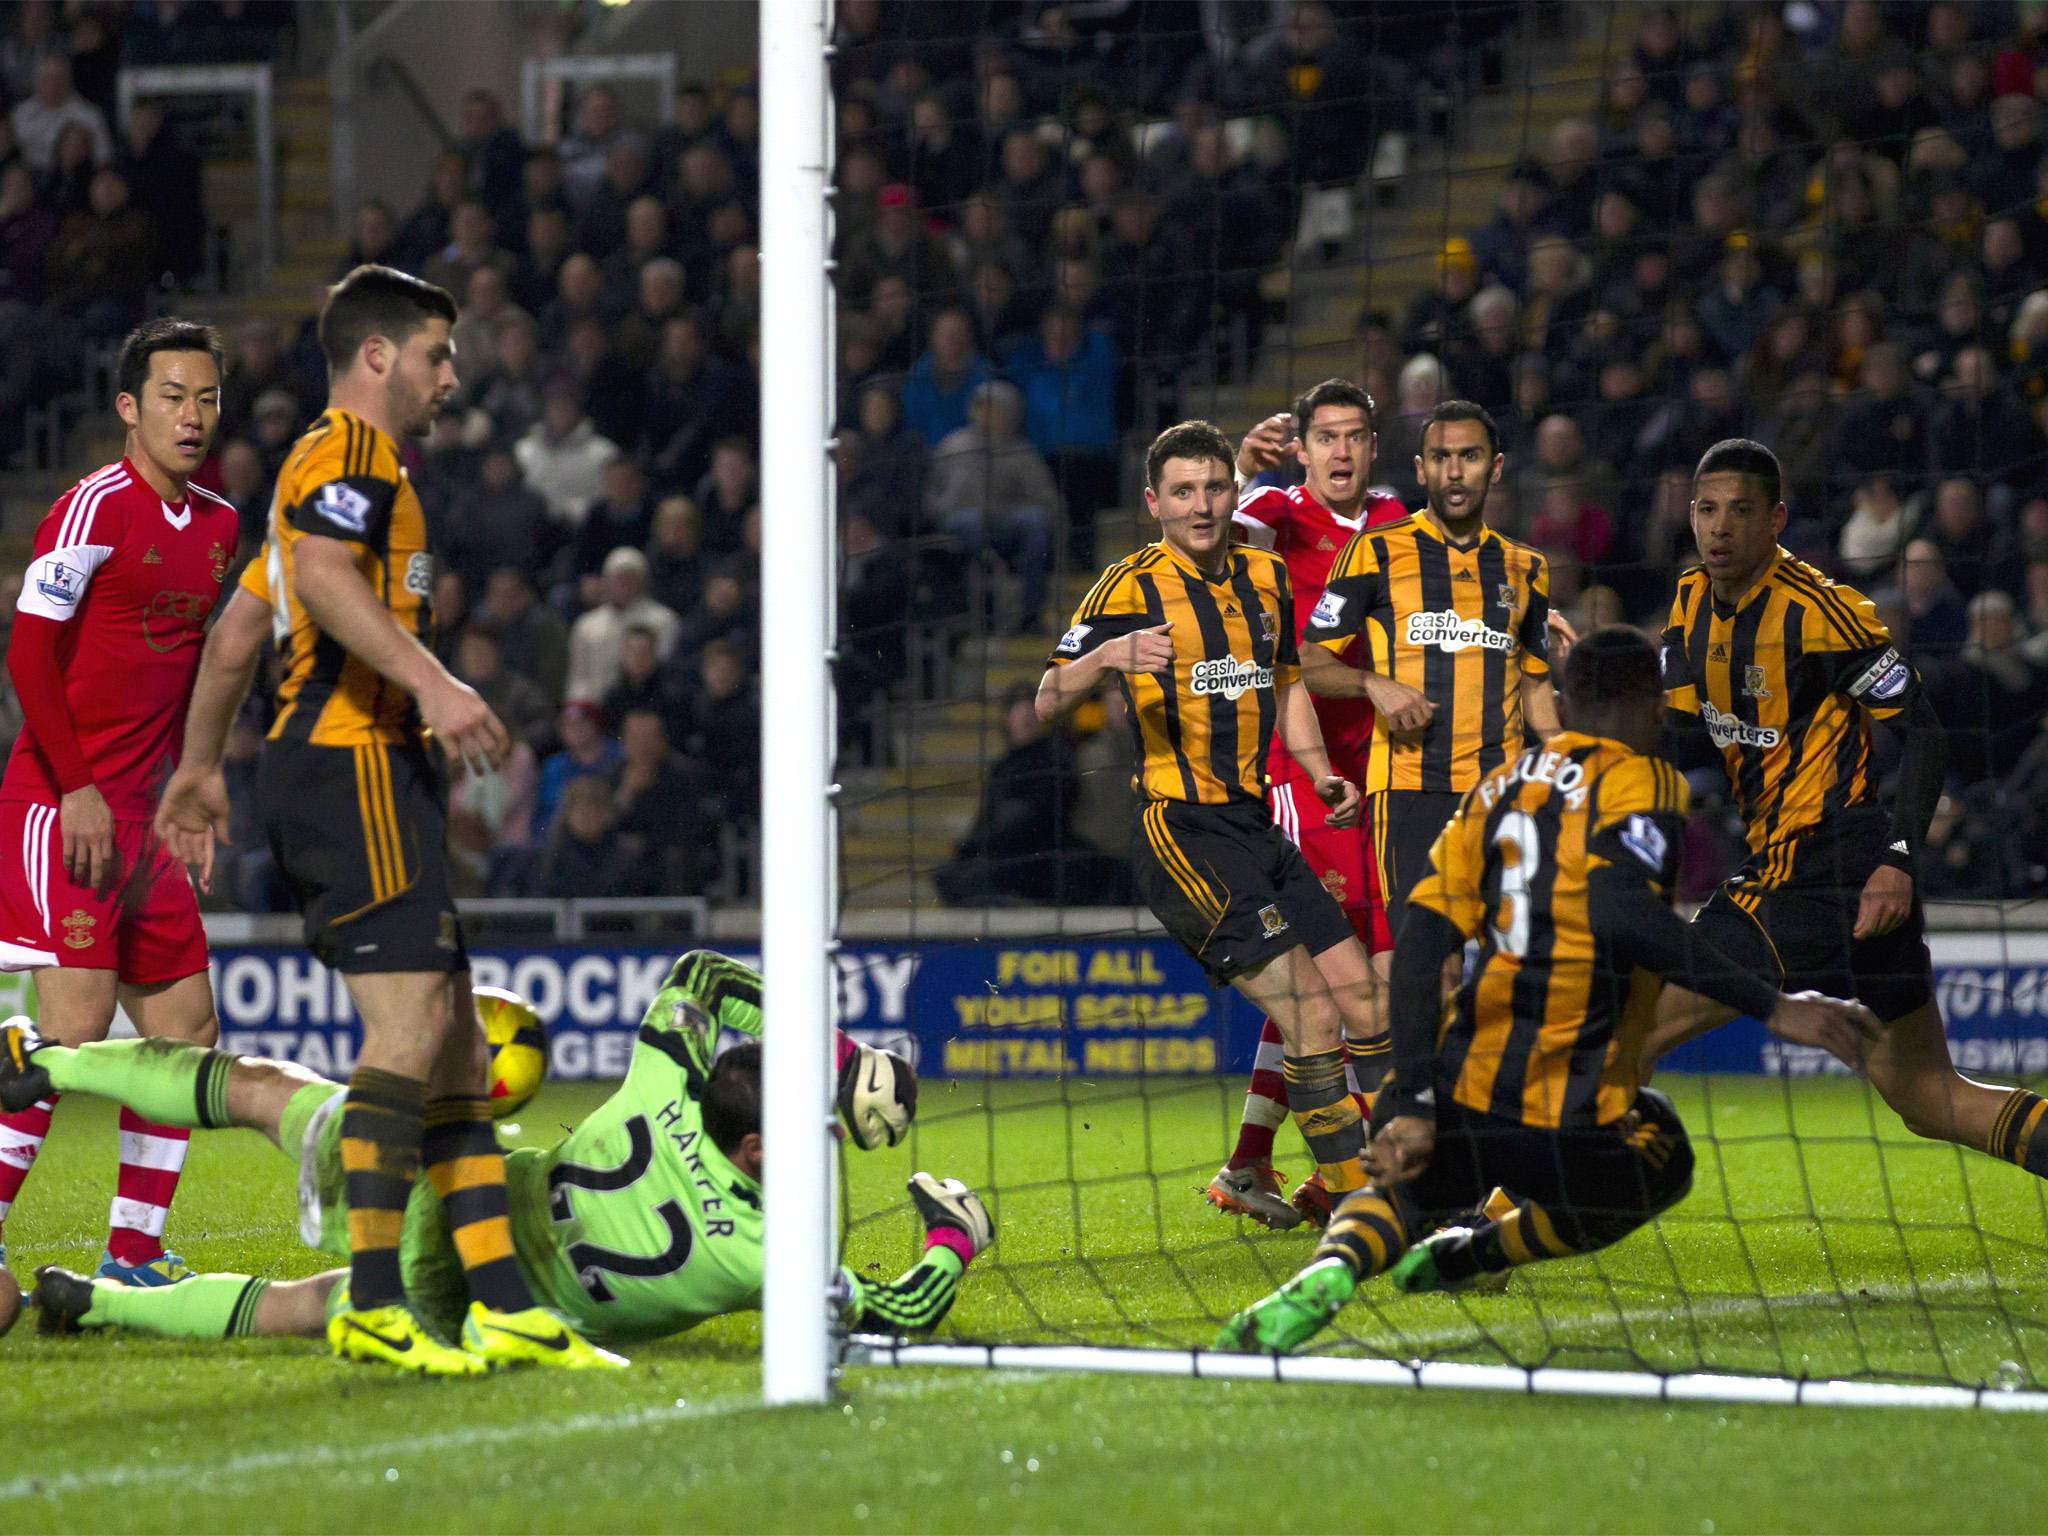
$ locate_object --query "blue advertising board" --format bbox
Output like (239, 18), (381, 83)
(195, 932), (2048, 1082)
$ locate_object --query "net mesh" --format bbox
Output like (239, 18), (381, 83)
(831, 0), (2048, 1391)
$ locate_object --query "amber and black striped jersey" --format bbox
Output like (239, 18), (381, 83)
(1661, 548), (1916, 855)
(263, 409), (433, 748)
(1406, 732), (1690, 1128)
(1050, 541), (1299, 804)
(1302, 514), (1550, 795)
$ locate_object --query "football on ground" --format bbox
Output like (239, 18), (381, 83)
(0, 1078), (2043, 1532)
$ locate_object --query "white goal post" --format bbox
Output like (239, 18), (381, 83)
(759, 0), (838, 1409)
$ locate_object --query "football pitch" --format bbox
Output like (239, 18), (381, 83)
(4, 1076), (2048, 1534)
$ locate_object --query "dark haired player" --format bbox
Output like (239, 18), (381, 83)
(1217, 630), (1878, 1353)
(1645, 440), (2048, 1184)
(1303, 400), (1561, 938)
(1208, 379), (1411, 1227)
(157, 265), (601, 1372)
(14, 953), (977, 1359)
(0, 318), (236, 1285)
(1038, 421), (1380, 1203)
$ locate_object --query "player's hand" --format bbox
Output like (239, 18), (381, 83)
(1105, 623), (1173, 675)
(1765, 990), (1884, 1070)
(1363, 674), (1436, 737)
(1854, 864), (1913, 939)
(839, 1039), (918, 1150)
(58, 784), (115, 894)
(1236, 412), (1294, 477)
(1546, 610), (1577, 664)
(1366, 1113), (1434, 1184)
(155, 766), (232, 893)
(907, 1171), (994, 1261)
(418, 673), (511, 777)
(1315, 773), (1360, 829)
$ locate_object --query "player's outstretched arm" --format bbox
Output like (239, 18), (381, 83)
(293, 536), (508, 774)
(839, 1173), (993, 1336)
(157, 583), (272, 886)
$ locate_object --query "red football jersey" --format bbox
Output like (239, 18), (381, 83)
(2, 459), (238, 818)
(1234, 481), (1410, 784)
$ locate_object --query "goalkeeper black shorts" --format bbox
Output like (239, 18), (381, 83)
(1689, 805), (1932, 1023)
(1130, 798), (1354, 985)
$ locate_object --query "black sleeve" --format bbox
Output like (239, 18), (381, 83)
(1047, 612), (1148, 666)
(1300, 569), (1379, 646)
(286, 474), (397, 546)
(1875, 692), (1946, 876)
(1274, 563), (1299, 668)
(1658, 707), (1722, 774)
(1381, 904), (1467, 1121)
(1585, 865), (1781, 1020)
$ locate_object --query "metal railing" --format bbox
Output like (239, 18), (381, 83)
(519, 52), (677, 143)
(117, 63), (276, 283)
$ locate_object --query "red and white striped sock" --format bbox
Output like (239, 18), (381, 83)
(1228, 1019), (1289, 1169)
(0, 1094), (57, 1232)
(1229, 1018), (1370, 1170)
(105, 1107), (190, 1265)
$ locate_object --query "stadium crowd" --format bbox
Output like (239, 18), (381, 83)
(945, 0), (2048, 907)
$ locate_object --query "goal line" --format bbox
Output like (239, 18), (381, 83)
(842, 1339), (2048, 1415)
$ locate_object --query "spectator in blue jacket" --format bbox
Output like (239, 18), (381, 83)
(1007, 304), (1122, 559)
(901, 308), (991, 445)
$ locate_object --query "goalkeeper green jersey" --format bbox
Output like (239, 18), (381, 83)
(503, 951), (766, 1341)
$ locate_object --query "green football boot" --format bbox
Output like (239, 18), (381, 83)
(1212, 1256), (1357, 1355)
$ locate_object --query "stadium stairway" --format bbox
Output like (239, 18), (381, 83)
(0, 73), (343, 556)
(840, 20), (1613, 910)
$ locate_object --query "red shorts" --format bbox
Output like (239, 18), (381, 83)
(1267, 775), (1392, 953)
(0, 802), (208, 985)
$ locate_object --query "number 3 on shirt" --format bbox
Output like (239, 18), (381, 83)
(1490, 811), (1540, 959)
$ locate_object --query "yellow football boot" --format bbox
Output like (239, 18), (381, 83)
(461, 1302), (629, 1370)
(328, 1303), (485, 1376)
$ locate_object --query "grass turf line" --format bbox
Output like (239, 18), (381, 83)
(0, 1078), (2043, 1532)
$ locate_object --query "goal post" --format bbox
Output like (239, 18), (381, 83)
(812, 0), (2048, 1414)
(758, 0), (837, 1409)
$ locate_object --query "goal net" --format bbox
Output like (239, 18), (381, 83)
(823, 1), (2048, 1405)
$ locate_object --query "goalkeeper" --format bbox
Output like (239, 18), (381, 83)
(4, 952), (990, 1371)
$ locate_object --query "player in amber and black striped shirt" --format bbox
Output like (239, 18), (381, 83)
(1038, 422), (1382, 1202)
(1646, 439), (2048, 1193)
(1215, 630), (1880, 1354)
(1300, 402), (1559, 941)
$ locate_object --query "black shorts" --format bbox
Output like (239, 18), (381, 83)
(1689, 806), (1932, 1023)
(257, 738), (469, 975)
(1368, 788), (1462, 941)
(1377, 1087), (1695, 1251)
(1131, 798), (1354, 985)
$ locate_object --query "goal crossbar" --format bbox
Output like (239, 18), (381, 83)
(842, 1338), (2048, 1414)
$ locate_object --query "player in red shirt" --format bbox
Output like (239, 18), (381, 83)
(1203, 379), (1411, 1229)
(0, 319), (238, 1285)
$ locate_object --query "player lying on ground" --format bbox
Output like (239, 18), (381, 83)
(0, 318), (242, 1285)
(7, 952), (982, 1369)
(1644, 439), (2048, 1183)
(1039, 421), (1382, 1209)
(1216, 628), (1880, 1354)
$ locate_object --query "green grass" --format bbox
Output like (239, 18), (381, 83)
(4, 1076), (2048, 1533)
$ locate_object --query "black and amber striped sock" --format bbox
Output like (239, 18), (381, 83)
(1987, 1088), (2048, 1176)
(422, 1095), (535, 1313)
(1316, 1188), (1410, 1281)
(1346, 1035), (1392, 1098)
(339, 1066), (427, 1308)
(1450, 1196), (1582, 1279)
(1283, 1048), (1367, 1193)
